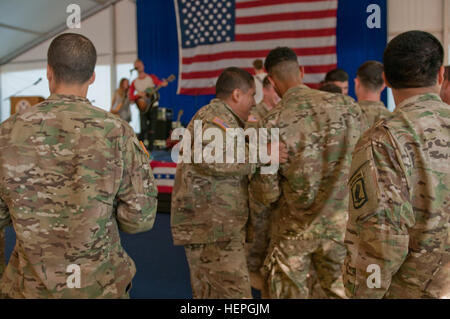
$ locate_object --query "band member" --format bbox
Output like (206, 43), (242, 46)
(111, 78), (131, 123)
(128, 59), (168, 146)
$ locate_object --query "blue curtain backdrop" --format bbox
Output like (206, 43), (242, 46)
(136, 0), (387, 125)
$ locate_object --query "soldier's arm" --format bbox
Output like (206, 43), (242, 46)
(0, 196), (10, 231)
(249, 116), (281, 206)
(191, 121), (257, 177)
(343, 127), (413, 299)
(115, 135), (158, 234)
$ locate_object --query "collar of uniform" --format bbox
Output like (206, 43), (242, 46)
(47, 94), (91, 104)
(283, 84), (310, 99)
(359, 100), (385, 107)
(397, 93), (442, 109)
(210, 98), (246, 127)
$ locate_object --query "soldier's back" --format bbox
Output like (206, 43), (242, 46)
(381, 93), (450, 298)
(0, 94), (146, 298)
(266, 85), (365, 239)
(358, 100), (392, 127)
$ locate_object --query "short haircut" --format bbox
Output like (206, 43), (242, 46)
(383, 30), (444, 89)
(47, 33), (97, 84)
(357, 61), (385, 91)
(262, 76), (271, 88)
(264, 47), (298, 74)
(319, 83), (342, 94)
(325, 68), (349, 82)
(215, 67), (254, 98)
(253, 59), (263, 70)
(444, 65), (450, 81)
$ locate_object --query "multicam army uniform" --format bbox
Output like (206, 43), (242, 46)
(358, 100), (392, 127)
(246, 101), (272, 283)
(0, 94), (158, 299)
(171, 98), (256, 299)
(0, 229), (5, 279)
(250, 85), (367, 299)
(344, 93), (450, 299)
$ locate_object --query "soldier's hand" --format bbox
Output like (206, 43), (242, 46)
(267, 142), (288, 164)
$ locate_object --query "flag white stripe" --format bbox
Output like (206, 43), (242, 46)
(235, 17), (336, 34)
(156, 180), (175, 187)
(182, 55), (337, 73)
(182, 36), (336, 58)
(179, 73), (327, 89)
(235, 1), (337, 18)
(152, 167), (177, 175)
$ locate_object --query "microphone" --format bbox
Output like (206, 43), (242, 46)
(33, 77), (42, 85)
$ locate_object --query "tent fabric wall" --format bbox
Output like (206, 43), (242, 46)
(136, 0), (387, 125)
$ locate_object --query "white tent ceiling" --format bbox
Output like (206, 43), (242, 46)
(0, 0), (123, 65)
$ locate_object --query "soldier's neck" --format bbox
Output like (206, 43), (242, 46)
(392, 86), (440, 106)
(358, 91), (381, 103)
(51, 83), (89, 98)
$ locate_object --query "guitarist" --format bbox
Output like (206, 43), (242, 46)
(128, 59), (168, 144)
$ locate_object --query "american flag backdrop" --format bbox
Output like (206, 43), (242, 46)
(174, 0), (338, 95)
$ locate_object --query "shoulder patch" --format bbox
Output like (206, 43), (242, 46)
(248, 114), (258, 123)
(349, 170), (368, 209)
(212, 117), (230, 131)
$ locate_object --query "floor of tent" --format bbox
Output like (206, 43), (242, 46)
(3, 212), (261, 299)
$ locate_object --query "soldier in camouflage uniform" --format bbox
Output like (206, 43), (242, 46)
(250, 47), (367, 299)
(245, 76), (279, 295)
(355, 61), (392, 127)
(247, 76), (280, 125)
(0, 33), (158, 299)
(0, 229), (4, 279)
(344, 31), (450, 299)
(171, 67), (287, 299)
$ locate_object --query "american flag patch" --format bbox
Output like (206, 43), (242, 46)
(212, 116), (230, 131)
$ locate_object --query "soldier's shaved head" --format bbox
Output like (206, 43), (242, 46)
(47, 33), (97, 85)
(264, 47), (300, 82)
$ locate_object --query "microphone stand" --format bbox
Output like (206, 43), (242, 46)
(2, 78), (43, 101)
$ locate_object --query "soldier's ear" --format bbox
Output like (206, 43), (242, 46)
(299, 65), (305, 81)
(437, 65), (445, 86)
(47, 65), (53, 82)
(382, 72), (392, 89)
(231, 88), (240, 103)
(88, 71), (96, 85)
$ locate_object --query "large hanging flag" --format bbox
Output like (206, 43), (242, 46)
(174, 0), (338, 95)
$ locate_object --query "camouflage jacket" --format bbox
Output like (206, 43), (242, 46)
(344, 93), (450, 298)
(171, 98), (256, 245)
(0, 94), (158, 298)
(247, 101), (271, 125)
(358, 100), (392, 128)
(0, 230), (4, 279)
(250, 85), (367, 242)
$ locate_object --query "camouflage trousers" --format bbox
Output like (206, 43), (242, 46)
(262, 237), (347, 299)
(245, 197), (271, 297)
(184, 237), (252, 299)
(0, 229), (4, 279)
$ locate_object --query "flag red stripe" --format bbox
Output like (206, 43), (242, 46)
(236, 0), (332, 9)
(235, 28), (335, 41)
(179, 83), (322, 96)
(156, 186), (174, 194)
(182, 47), (336, 64)
(179, 87), (216, 95)
(235, 9), (337, 24)
(181, 64), (336, 79)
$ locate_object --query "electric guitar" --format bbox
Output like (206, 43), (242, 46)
(136, 74), (176, 114)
